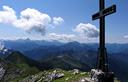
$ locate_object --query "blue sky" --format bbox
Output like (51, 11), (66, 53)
(0, 0), (127, 43)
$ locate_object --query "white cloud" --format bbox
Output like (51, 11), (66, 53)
(13, 8), (52, 35)
(74, 23), (99, 38)
(0, 6), (17, 24)
(0, 6), (64, 35)
(124, 35), (128, 39)
(46, 23), (99, 42)
(47, 33), (76, 42)
(53, 17), (64, 26)
(0, 6), (99, 43)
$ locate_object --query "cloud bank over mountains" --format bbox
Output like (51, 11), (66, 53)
(46, 33), (76, 42)
(46, 23), (99, 42)
(0, 5), (99, 42)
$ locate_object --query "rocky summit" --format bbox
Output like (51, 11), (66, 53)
(19, 69), (89, 82)
(0, 63), (6, 80)
(18, 69), (119, 82)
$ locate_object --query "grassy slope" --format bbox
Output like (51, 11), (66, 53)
(1, 52), (120, 82)
(0, 52), (40, 82)
(53, 70), (89, 82)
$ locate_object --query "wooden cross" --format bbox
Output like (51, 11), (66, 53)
(92, 0), (116, 72)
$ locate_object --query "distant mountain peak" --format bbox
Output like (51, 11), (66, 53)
(25, 38), (31, 41)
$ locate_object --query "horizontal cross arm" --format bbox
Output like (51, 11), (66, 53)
(92, 12), (100, 20)
(92, 4), (116, 20)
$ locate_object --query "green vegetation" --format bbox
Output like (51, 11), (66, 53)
(53, 70), (89, 82)
(0, 52), (40, 82)
(10, 69), (120, 82)
(0, 51), (120, 82)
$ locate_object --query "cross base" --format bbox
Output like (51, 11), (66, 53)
(87, 69), (114, 82)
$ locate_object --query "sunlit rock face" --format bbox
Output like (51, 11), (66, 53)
(0, 42), (13, 58)
(0, 63), (6, 80)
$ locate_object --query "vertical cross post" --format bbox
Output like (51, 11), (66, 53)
(99, 0), (106, 72)
(91, 0), (116, 82)
(92, 0), (116, 72)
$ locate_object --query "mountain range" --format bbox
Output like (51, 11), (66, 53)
(0, 39), (127, 82)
